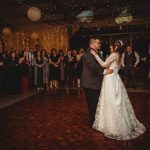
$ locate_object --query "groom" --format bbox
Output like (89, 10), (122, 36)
(81, 38), (113, 127)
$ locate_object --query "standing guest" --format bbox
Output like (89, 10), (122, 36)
(42, 50), (49, 87)
(65, 50), (74, 87)
(72, 49), (78, 87)
(58, 49), (66, 87)
(122, 45), (140, 88)
(141, 44), (150, 88)
(149, 47), (150, 85)
(15, 50), (20, 60)
(0, 53), (4, 95)
(76, 48), (84, 88)
(25, 46), (35, 89)
(18, 50), (29, 93)
(34, 50), (44, 91)
(30, 47), (35, 89)
(2, 51), (9, 93)
(6, 51), (21, 94)
(49, 48), (60, 88)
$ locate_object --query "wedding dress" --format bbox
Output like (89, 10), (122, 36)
(93, 52), (146, 140)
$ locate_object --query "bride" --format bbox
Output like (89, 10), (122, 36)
(91, 45), (146, 140)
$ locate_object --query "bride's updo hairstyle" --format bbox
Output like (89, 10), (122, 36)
(114, 40), (124, 63)
(114, 40), (124, 56)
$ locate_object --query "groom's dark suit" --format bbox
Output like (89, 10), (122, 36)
(81, 47), (104, 126)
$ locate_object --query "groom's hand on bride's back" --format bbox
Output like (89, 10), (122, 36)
(105, 69), (113, 75)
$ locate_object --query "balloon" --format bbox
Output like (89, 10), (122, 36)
(2, 27), (12, 35)
(27, 7), (41, 22)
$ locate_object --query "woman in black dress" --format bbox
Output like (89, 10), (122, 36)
(6, 51), (21, 94)
(18, 50), (29, 93)
(76, 48), (84, 88)
(58, 49), (66, 87)
(34, 50), (44, 91)
(49, 48), (60, 88)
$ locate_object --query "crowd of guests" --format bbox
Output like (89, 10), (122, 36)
(0, 43), (150, 95)
(0, 46), (85, 95)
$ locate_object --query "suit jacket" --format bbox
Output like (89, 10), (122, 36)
(81, 47), (104, 90)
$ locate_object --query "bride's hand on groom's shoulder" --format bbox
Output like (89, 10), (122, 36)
(105, 69), (113, 75)
(90, 50), (97, 56)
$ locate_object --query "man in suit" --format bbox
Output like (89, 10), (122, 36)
(81, 38), (113, 127)
(25, 46), (35, 89)
(122, 45), (140, 88)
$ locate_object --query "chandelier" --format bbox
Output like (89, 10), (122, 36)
(76, 10), (94, 23)
(115, 8), (133, 24)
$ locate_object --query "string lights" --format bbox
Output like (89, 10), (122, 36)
(1, 0), (149, 52)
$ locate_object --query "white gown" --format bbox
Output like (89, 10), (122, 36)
(93, 52), (146, 140)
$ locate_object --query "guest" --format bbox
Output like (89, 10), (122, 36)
(25, 46), (35, 89)
(34, 50), (44, 91)
(15, 50), (20, 60)
(6, 51), (21, 94)
(76, 48), (84, 88)
(58, 49), (66, 87)
(42, 50), (49, 87)
(65, 50), (74, 87)
(18, 50), (29, 93)
(122, 45), (140, 88)
(0, 53), (4, 95)
(49, 48), (60, 88)
(141, 44), (150, 88)
(72, 50), (78, 87)
(2, 51), (9, 93)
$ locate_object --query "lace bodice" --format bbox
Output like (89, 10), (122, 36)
(95, 52), (119, 74)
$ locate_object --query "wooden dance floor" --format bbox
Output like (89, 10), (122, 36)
(0, 89), (149, 150)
